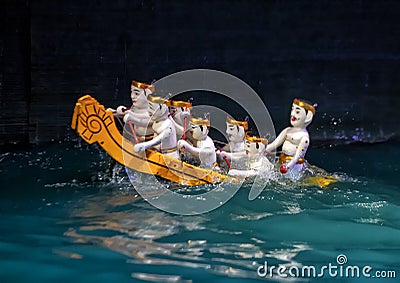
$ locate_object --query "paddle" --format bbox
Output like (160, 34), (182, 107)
(128, 121), (139, 144)
(181, 117), (187, 141)
(220, 150), (232, 170)
(179, 117), (187, 159)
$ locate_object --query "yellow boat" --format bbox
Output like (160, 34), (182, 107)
(71, 95), (232, 186)
(71, 95), (337, 188)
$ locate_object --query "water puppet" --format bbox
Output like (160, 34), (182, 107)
(108, 81), (154, 141)
(227, 133), (274, 178)
(217, 116), (248, 168)
(177, 116), (218, 169)
(266, 98), (316, 174)
(133, 95), (179, 160)
(165, 99), (192, 140)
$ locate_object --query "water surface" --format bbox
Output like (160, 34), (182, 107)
(0, 140), (399, 282)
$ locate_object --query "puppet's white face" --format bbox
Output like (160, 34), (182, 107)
(131, 86), (150, 109)
(170, 106), (191, 125)
(190, 123), (208, 140)
(245, 140), (266, 156)
(148, 102), (168, 121)
(226, 122), (245, 143)
(290, 103), (308, 128)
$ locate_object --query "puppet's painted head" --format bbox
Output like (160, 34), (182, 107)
(290, 99), (316, 128)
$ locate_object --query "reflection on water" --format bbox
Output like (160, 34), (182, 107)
(59, 167), (399, 282)
(65, 189), (265, 280)
(62, 177), (328, 282)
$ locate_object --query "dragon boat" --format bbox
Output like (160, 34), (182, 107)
(71, 95), (337, 188)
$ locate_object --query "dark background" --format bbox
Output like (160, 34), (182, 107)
(1, 0), (399, 146)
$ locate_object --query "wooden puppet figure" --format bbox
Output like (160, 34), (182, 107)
(266, 98), (316, 174)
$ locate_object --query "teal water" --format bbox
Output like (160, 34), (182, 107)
(0, 140), (399, 282)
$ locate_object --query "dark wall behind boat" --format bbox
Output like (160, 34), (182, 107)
(1, 0), (400, 145)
